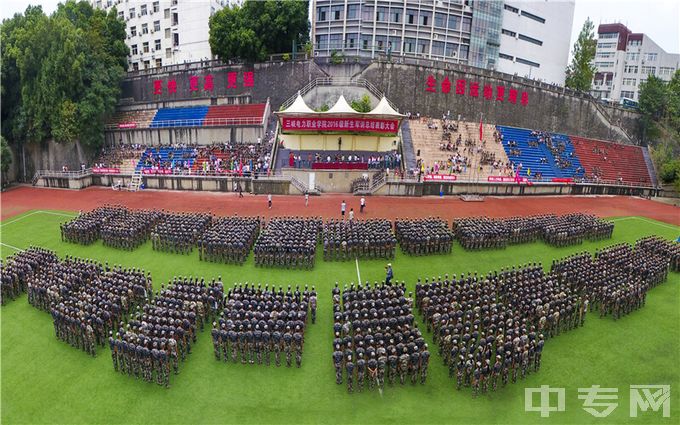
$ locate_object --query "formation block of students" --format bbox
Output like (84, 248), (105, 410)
(197, 216), (262, 264)
(254, 217), (322, 269)
(212, 283), (317, 367)
(322, 219), (396, 261)
(395, 218), (454, 255)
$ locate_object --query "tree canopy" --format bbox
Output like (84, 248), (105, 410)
(639, 71), (680, 190)
(209, 0), (309, 63)
(350, 95), (372, 113)
(0, 1), (128, 149)
(565, 18), (597, 92)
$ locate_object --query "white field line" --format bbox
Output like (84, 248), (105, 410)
(355, 257), (362, 283)
(608, 216), (679, 231)
(1, 210), (77, 227)
(1, 242), (23, 252)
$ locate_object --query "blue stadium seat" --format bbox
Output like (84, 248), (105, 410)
(496, 126), (584, 180)
(149, 106), (209, 128)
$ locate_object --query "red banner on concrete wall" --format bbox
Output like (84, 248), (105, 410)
(488, 176), (528, 183)
(92, 168), (121, 174)
(281, 117), (399, 134)
(118, 123), (137, 129)
(424, 174), (458, 181)
(142, 168), (173, 175)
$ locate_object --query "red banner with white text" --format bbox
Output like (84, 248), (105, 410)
(92, 168), (121, 174)
(424, 174), (458, 181)
(281, 117), (399, 134)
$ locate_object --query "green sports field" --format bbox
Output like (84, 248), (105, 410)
(1, 210), (678, 424)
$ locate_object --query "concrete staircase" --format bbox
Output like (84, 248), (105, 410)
(400, 120), (418, 173)
(641, 146), (659, 186)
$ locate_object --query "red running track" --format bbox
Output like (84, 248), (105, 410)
(1, 185), (679, 226)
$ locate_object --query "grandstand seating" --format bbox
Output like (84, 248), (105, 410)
(571, 135), (652, 185)
(496, 126), (584, 180)
(150, 106), (209, 128)
(107, 110), (157, 129)
(136, 147), (197, 171)
(203, 104), (266, 126)
(408, 119), (510, 180)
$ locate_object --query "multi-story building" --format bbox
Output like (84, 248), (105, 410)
(92, 0), (223, 70)
(591, 23), (680, 101)
(311, 0), (574, 84)
(496, 0), (574, 84)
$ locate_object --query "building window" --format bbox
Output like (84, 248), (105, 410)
(598, 33), (618, 39)
(445, 43), (459, 58)
(165, 28), (171, 38)
(132, 62), (139, 71)
(142, 23), (148, 34)
(417, 40), (428, 54)
(459, 45), (469, 60)
(332, 5), (342, 20)
(131, 44), (138, 55)
(143, 42), (149, 53)
(516, 57), (540, 67)
(155, 58), (162, 67)
(153, 1), (159, 13)
(164, 8), (170, 19)
(499, 52), (513, 60)
(420, 11), (431, 26)
(154, 20), (160, 32)
(140, 4), (147, 16)
(166, 47), (172, 58)
(448, 15), (459, 30)
(645, 53), (658, 61)
(172, 13), (178, 26)
(432, 41), (445, 56)
(518, 34), (542, 46)
(595, 61), (614, 68)
(361, 35), (370, 50)
(621, 90), (635, 98)
(659, 67), (675, 76)
(462, 17), (472, 32)
(330, 34), (342, 50)
(597, 42), (616, 49)
(155, 39), (161, 50)
(362, 6), (373, 21)
(641, 66), (656, 75)
(504, 4), (519, 13)
(128, 7), (135, 19)
(434, 12), (446, 28)
(346, 4), (358, 19)
(407, 9), (416, 24)
(375, 35), (386, 50)
(316, 7), (327, 21)
(130, 26), (137, 36)
(117, 10), (124, 19)
(596, 52), (615, 59)
(376, 7), (386, 21)
(404, 38), (415, 53)
(502, 29), (516, 37)
(388, 38), (401, 52)
(391, 8), (401, 23)
(345, 33), (357, 49)
(628, 39), (641, 47)
(624, 65), (638, 73)
(315, 35), (328, 50)
(625, 52), (639, 61)
(622, 78), (636, 86)
(173, 33), (179, 47)
(144, 60), (150, 70)
(520, 10), (545, 23)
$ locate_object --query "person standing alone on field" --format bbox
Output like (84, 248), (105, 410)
(360, 197), (366, 213)
(305, 191), (309, 207)
(268, 194), (272, 210)
(385, 263), (393, 286)
(341, 200), (346, 218)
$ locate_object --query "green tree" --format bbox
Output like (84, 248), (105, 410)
(350, 95), (372, 113)
(565, 18), (597, 91)
(1, 136), (12, 175)
(209, 0), (309, 62)
(0, 1), (127, 150)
